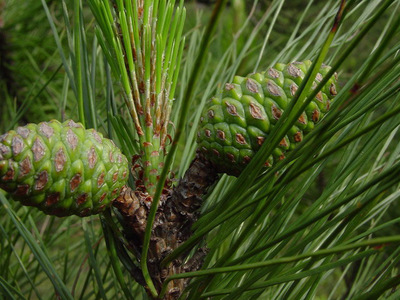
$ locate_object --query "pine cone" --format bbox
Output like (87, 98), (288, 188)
(0, 120), (129, 217)
(197, 60), (338, 175)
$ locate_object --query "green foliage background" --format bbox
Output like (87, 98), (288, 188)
(1, 0), (400, 299)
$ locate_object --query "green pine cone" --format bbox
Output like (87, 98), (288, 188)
(0, 120), (129, 217)
(197, 60), (338, 176)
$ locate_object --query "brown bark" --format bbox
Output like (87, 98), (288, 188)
(113, 152), (219, 299)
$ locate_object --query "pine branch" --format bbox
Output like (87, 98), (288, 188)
(113, 152), (218, 298)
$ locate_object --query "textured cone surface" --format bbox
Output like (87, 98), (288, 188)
(197, 60), (339, 176)
(0, 120), (129, 217)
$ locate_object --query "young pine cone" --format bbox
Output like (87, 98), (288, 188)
(197, 60), (338, 176)
(0, 120), (129, 217)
